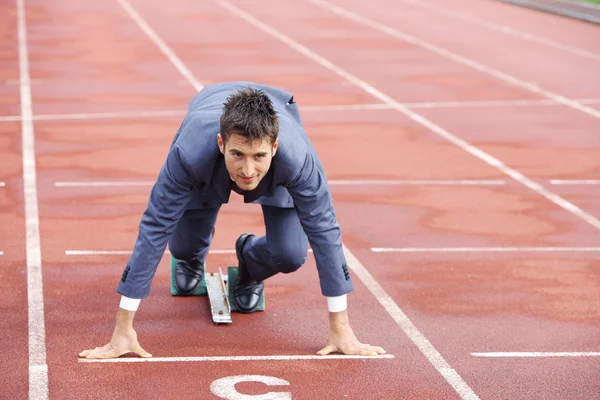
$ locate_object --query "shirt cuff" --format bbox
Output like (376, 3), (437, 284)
(327, 294), (347, 312)
(120, 295), (141, 312)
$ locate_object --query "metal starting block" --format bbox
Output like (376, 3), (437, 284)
(205, 268), (232, 324)
(170, 256), (265, 324)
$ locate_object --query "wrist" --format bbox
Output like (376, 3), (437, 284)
(329, 309), (349, 328)
(115, 308), (135, 329)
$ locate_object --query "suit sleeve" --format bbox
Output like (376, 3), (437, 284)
(286, 152), (354, 297)
(116, 146), (194, 299)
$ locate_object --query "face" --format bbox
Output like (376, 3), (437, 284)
(218, 133), (278, 191)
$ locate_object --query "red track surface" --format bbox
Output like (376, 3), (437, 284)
(2, 0), (600, 399)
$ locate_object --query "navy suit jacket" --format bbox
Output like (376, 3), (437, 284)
(117, 82), (354, 299)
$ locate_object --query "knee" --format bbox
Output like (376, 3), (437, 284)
(270, 246), (307, 274)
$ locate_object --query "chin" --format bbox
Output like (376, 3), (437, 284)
(237, 180), (259, 191)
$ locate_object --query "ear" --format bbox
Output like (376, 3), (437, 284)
(272, 138), (279, 156)
(217, 134), (224, 154)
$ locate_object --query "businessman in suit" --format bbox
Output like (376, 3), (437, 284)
(79, 82), (385, 359)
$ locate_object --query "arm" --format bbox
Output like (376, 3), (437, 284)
(79, 146), (195, 359)
(286, 153), (385, 356)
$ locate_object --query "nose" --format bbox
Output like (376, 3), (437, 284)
(242, 158), (255, 177)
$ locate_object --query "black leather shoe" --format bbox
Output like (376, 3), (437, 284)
(234, 233), (264, 313)
(175, 260), (205, 295)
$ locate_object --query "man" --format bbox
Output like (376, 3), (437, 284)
(79, 82), (385, 359)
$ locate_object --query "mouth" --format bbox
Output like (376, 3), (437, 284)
(240, 176), (256, 183)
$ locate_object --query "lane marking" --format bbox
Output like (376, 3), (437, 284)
(398, 0), (600, 61)
(116, 0), (204, 92)
(66, 247), (600, 255)
(0, 182), (5, 187)
(55, 181), (154, 187)
(215, 0), (600, 233)
(65, 249), (313, 255)
(0, 115), (22, 122)
(472, 352), (600, 358)
(309, 0), (600, 121)
(550, 180), (600, 185)
(66, 250), (150, 255)
(0, 251), (4, 255)
(2, 98), (600, 123)
(17, 0), (48, 399)
(371, 247), (600, 253)
(20, 109), (185, 122)
(302, 103), (390, 111)
(211, 376), (290, 400)
(407, 98), (600, 108)
(54, 179), (508, 187)
(341, 245), (481, 400)
(78, 354), (395, 363)
(329, 179), (506, 185)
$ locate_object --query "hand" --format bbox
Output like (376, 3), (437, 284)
(317, 311), (386, 356)
(78, 309), (152, 359)
(79, 326), (151, 359)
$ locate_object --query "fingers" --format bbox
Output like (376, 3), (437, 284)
(84, 348), (122, 359)
(78, 345), (109, 358)
(316, 345), (337, 356)
(78, 350), (92, 358)
(132, 345), (152, 358)
(340, 344), (387, 356)
(361, 344), (386, 355)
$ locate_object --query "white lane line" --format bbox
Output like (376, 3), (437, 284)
(309, 0), (600, 121)
(329, 179), (506, 185)
(341, 245), (481, 400)
(472, 352), (600, 358)
(0, 251), (4, 255)
(67, 247), (600, 256)
(66, 250), (147, 255)
(54, 179), (508, 187)
(65, 249), (314, 255)
(398, 0), (600, 61)
(17, 0), (48, 399)
(371, 247), (600, 253)
(407, 98), (600, 109)
(54, 179), (600, 188)
(34, 109), (185, 121)
(0, 115), (22, 122)
(302, 103), (390, 111)
(79, 354), (395, 363)
(55, 181), (154, 187)
(116, 0), (204, 92)
(550, 180), (600, 185)
(216, 0), (600, 233)
(0, 182), (5, 187)
(2, 98), (600, 123)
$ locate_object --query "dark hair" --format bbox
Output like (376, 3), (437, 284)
(220, 87), (279, 145)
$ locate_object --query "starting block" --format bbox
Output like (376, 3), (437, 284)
(170, 256), (265, 324)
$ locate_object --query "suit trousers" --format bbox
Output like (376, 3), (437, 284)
(168, 205), (309, 281)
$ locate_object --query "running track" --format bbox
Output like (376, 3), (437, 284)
(1, 0), (599, 399)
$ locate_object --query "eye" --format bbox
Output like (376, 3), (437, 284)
(255, 154), (266, 159)
(232, 152), (243, 159)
